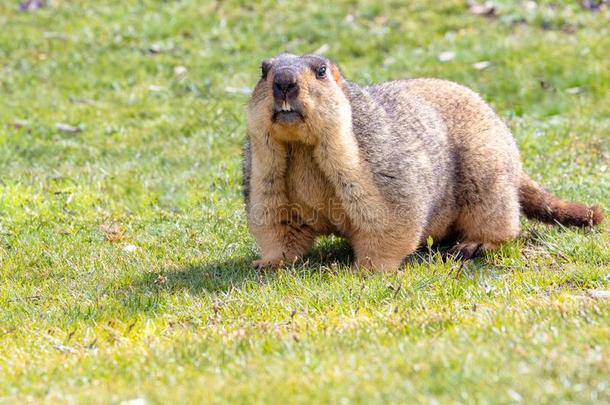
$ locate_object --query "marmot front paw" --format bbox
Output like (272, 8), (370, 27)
(252, 258), (285, 270)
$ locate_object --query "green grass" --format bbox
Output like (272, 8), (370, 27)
(1, 0), (609, 403)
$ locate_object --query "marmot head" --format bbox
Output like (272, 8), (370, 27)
(247, 53), (349, 144)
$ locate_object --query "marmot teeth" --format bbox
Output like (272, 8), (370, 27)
(281, 101), (292, 111)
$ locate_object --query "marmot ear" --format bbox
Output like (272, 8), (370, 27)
(331, 64), (343, 84)
(261, 59), (272, 80)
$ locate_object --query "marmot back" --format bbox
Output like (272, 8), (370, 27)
(243, 53), (603, 270)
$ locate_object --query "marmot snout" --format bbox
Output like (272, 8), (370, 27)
(243, 53), (603, 270)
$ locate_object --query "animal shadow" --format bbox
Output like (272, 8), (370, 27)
(129, 237), (355, 297)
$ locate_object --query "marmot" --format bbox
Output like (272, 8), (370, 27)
(243, 53), (603, 270)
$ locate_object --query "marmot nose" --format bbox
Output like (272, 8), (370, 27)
(273, 70), (299, 99)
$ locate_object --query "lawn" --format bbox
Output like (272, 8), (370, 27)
(0, 0), (609, 403)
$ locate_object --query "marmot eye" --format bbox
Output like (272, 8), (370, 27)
(316, 65), (327, 79)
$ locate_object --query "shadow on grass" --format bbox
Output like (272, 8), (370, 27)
(128, 237), (355, 297)
(120, 236), (511, 318)
(127, 234), (505, 302)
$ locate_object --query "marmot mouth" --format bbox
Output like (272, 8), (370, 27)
(272, 109), (304, 124)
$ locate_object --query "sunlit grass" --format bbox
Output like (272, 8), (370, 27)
(0, 0), (608, 403)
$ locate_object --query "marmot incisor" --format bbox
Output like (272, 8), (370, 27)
(243, 53), (603, 270)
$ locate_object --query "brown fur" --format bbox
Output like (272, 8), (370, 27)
(243, 53), (604, 270)
(519, 175), (603, 227)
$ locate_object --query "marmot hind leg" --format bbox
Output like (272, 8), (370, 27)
(450, 185), (521, 260)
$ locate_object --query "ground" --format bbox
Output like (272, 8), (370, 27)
(0, 0), (609, 403)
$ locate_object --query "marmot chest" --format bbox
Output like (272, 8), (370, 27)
(285, 144), (349, 233)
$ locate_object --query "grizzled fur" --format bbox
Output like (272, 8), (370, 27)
(243, 53), (603, 270)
